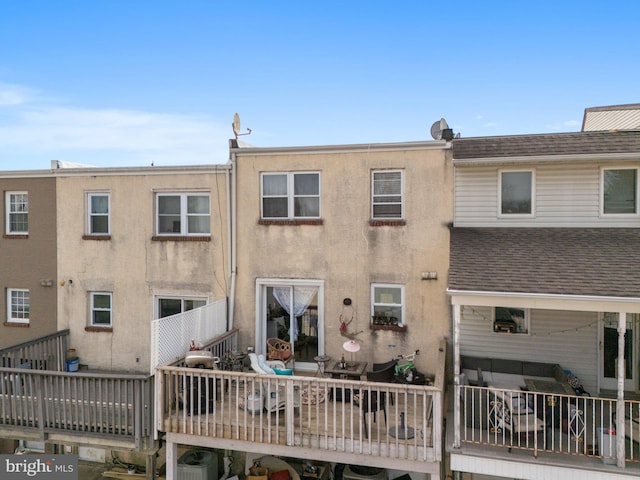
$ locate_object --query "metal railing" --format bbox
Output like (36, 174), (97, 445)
(459, 384), (640, 463)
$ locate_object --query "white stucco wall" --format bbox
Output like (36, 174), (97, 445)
(232, 142), (453, 375)
(56, 166), (229, 373)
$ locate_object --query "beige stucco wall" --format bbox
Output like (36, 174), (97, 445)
(56, 167), (229, 373)
(0, 176), (58, 347)
(232, 142), (453, 375)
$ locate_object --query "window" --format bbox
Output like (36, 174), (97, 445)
(7, 289), (29, 324)
(90, 292), (112, 327)
(156, 193), (210, 235)
(371, 284), (405, 326)
(261, 172), (320, 219)
(5, 191), (28, 234)
(499, 170), (534, 215)
(157, 297), (207, 318)
(372, 170), (403, 219)
(602, 168), (637, 215)
(493, 307), (529, 334)
(87, 193), (110, 234)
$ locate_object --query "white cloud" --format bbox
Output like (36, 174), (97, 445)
(0, 82), (36, 106)
(0, 86), (232, 166)
(483, 122), (497, 128)
(564, 119), (580, 127)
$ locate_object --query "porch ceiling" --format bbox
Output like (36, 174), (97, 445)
(449, 227), (640, 300)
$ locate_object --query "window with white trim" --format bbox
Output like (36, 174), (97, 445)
(7, 288), (29, 324)
(5, 191), (28, 234)
(90, 292), (112, 327)
(372, 170), (403, 219)
(602, 167), (638, 215)
(261, 172), (320, 219)
(87, 193), (110, 234)
(371, 284), (405, 326)
(493, 307), (529, 334)
(156, 193), (210, 235)
(157, 296), (207, 318)
(499, 170), (534, 216)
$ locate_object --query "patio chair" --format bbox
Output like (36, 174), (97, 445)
(361, 362), (396, 438)
(489, 388), (544, 443)
(248, 353), (298, 412)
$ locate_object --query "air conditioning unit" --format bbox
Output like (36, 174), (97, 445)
(178, 450), (218, 480)
(343, 465), (386, 480)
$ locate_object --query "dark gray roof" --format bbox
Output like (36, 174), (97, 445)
(453, 131), (640, 159)
(449, 228), (640, 298)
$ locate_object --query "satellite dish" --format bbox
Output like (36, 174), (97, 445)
(232, 113), (252, 138)
(430, 118), (453, 140)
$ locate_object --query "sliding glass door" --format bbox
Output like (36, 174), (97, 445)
(257, 279), (323, 370)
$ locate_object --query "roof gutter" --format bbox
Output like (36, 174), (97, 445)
(453, 152), (640, 167)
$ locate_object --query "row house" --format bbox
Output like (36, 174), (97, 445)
(448, 127), (640, 479)
(159, 139), (453, 480)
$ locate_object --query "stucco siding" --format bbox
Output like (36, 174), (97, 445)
(233, 143), (453, 375)
(455, 161), (640, 227)
(56, 169), (229, 372)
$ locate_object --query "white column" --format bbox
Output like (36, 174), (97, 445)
(453, 303), (461, 449)
(165, 440), (177, 480)
(616, 312), (626, 468)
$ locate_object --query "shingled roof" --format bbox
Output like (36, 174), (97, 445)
(449, 227), (640, 298)
(453, 131), (640, 160)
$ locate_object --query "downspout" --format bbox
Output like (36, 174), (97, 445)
(227, 142), (238, 331)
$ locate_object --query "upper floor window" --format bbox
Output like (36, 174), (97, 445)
(90, 292), (112, 327)
(156, 193), (210, 235)
(5, 191), (28, 234)
(493, 307), (529, 334)
(87, 193), (110, 235)
(499, 170), (534, 216)
(371, 283), (405, 327)
(7, 288), (30, 324)
(156, 296), (207, 318)
(261, 172), (320, 219)
(602, 167), (638, 215)
(372, 170), (403, 219)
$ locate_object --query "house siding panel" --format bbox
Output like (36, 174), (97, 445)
(460, 307), (598, 394)
(455, 162), (640, 227)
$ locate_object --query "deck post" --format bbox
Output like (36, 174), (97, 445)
(616, 312), (626, 468)
(453, 303), (461, 449)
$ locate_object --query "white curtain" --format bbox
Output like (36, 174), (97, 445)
(273, 286), (318, 342)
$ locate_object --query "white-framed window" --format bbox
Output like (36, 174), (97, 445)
(499, 170), (534, 216)
(90, 292), (112, 327)
(5, 191), (28, 234)
(372, 170), (404, 219)
(156, 296), (207, 318)
(87, 192), (110, 234)
(371, 283), (405, 326)
(602, 167), (638, 215)
(7, 288), (29, 324)
(261, 172), (320, 219)
(493, 307), (529, 334)
(156, 193), (210, 235)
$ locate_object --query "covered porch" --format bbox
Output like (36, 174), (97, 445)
(448, 227), (640, 477)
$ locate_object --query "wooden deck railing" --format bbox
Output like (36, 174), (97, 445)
(0, 329), (155, 451)
(157, 338), (447, 469)
(0, 368), (154, 450)
(0, 329), (70, 371)
(459, 385), (640, 463)
(157, 367), (441, 462)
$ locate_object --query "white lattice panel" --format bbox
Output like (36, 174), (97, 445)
(150, 300), (227, 373)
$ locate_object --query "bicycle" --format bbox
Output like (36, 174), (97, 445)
(394, 349), (420, 383)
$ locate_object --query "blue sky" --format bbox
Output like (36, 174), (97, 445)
(0, 1), (638, 169)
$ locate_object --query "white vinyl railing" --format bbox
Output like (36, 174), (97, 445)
(460, 385), (640, 463)
(150, 300), (227, 373)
